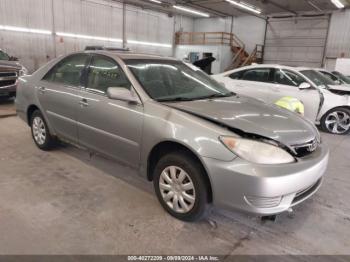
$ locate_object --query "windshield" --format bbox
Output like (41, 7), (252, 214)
(332, 71), (350, 84)
(0, 50), (10, 61)
(126, 60), (233, 102)
(300, 70), (337, 88)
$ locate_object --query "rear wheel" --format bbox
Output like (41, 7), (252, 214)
(30, 110), (56, 150)
(153, 152), (209, 222)
(321, 108), (350, 135)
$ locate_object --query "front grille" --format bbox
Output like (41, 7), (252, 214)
(0, 79), (16, 87)
(0, 72), (17, 77)
(291, 138), (319, 158)
(292, 178), (322, 205)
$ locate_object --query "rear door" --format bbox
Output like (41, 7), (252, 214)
(222, 68), (274, 102)
(77, 54), (144, 167)
(267, 68), (320, 121)
(38, 53), (90, 142)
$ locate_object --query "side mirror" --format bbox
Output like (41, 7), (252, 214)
(107, 87), (139, 104)
(299, 82), (311, 90)
(9, 56), (19, 61)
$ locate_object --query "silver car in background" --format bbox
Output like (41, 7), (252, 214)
(16, 51), (329, 221)
(0, 49), (28, 99)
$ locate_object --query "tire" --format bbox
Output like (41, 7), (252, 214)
(321, 108), (350, 135)
(153, 151), (209, 222)
(30, 110), (56, 150)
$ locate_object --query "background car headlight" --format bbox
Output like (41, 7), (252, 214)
(219, 136), (295, 164)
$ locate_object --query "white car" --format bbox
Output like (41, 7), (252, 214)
(213, 64), (350, 135)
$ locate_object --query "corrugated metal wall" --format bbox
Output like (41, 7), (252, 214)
(0, 0), (191, 72)
(264, 16), (330, 67)
(324, 9), (350, 70)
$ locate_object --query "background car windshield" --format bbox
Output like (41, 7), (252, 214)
(0, 50), (10, 61)
(332, 71), (350, 84)
(300, 70), (336, 87)
(126, 60), (232, 101)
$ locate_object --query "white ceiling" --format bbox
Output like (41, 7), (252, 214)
(117, 0), (349, 18)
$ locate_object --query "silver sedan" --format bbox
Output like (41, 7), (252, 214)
(15, 51), (329, 221)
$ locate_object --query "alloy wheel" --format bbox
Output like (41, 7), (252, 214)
(32, 116), (47, 145)
(325, 111), (350, 134)
(159, 166), (196, 214)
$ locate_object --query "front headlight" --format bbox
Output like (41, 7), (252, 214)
(219, 136), (295, 164)
(19, 66), (28, 76)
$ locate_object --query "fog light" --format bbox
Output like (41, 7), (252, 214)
(244, 195), (282, 208)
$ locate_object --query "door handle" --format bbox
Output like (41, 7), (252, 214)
(79, 98), (89, 107)
(38, 86), (46, 94)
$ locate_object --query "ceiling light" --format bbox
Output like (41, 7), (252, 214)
(173, 5), (210, 17)
(56, 32), (123, 42)
(149, 0), (162, 3)
(127, 40), (172, 48)
(225, 0), (262, 14)
(331, 0), (344, 8)
(0, 25), (52, 35)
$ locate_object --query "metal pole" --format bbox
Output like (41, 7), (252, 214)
(51, 0), (57, 58)
(123, 3), (126, 48)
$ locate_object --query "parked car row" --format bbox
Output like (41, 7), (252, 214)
(214, 64), (350, 135)
(0, 49), (27, 99)
(15, 50), (329, 221)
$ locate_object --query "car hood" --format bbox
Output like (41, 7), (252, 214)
(0, 60), (22, 71)
(327, 84), (350, 95)
(165, 96), (317, 147)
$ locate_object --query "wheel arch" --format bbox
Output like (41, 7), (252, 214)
(26, 104), (40, 125)
(147, 140), (213, 203)
(320, 105), (350, 120)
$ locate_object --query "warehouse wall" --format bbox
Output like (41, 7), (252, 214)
(193, 16), (266, 54)
(0, 0), (192, 72)
(264, 16), (330, 68)
(324, 9), (350, 70)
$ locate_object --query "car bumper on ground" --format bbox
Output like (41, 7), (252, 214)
(203, 144), (329, 215)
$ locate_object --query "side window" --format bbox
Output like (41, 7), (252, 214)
(274, 69), (305, 87)
(86, 56), (131, 94)
(43, 54), (88, 87)
(241, 68), (272, 83)
(228, 70), (244, 80)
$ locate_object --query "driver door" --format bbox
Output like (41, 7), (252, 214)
(77, 54), (144, 167)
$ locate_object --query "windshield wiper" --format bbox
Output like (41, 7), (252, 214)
(196, 92), (235, 100)
(156, 97), (195, 102)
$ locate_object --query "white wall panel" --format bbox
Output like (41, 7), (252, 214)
(175, 15), (194, 32)
(194, 17), (232, 33)
(0, 0), (176, 71)
(264, 16), (329, 67)
(232, 16), (266, 54)
(125, 5), (173, 56)
(325, 9), (350, 67)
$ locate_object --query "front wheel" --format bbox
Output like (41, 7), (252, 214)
(30, 110), (56, 150)
(153, 152), (209, 222)
(321, 108), (350, 135)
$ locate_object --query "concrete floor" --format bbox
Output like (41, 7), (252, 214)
(0, 97), (16, 118)
(0, 107), (350, 255)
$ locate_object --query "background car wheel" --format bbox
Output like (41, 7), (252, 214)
(153, 151), (209, 222)
(321, 108), (350, 135)
(30, 110), (56, 150)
